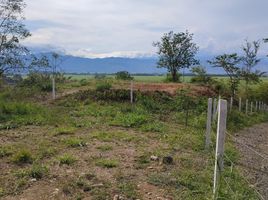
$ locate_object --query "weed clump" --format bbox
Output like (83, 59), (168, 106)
(95, 158), (118, 168)
(12, 149), (33, 164)
(58, 154), (76, 165)
(63, 138), (86, 148)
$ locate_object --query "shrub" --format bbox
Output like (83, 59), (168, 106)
(115, 71), (133, 80)
(96, 81), (112, 92)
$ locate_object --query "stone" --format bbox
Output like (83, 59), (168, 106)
(162, 156), (173, 165)
(150, 155), (159, 161)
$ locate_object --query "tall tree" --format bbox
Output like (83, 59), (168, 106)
(153, 31), (199, 82)
(0, 0), (30, 76)
(240, 40), (263, 96)
(208, 54), (241, 97)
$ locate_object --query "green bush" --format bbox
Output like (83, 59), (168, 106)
(115, 71), (133, 80)
(96, 81), (112, 92)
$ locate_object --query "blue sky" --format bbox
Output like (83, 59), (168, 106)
(23, 0), (268, 58)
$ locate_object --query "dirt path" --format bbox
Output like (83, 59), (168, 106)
(235, 123), (268, 199)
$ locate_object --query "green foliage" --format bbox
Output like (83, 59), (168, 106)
(28, 164), (48, 179)
(54, 127), (76, 136)
(111, 112), (148, 127)
(96, 145), (113, 152)
(95, 158), (119, 168)
(208, 54), (241, 96)
(190, 66), (212, 84)
(21, 72), (52, 92)
(58, 154), (76, 165)
(63, 138), (86, 148)
(95, 81), (112, 92)
(115, 71), (133, 80)
(153, 30), (199, 82)
(118, 181), (139, 200)
(12, 149), (33, 164)
(0, 146), (13, 158)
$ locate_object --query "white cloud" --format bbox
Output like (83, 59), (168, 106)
(23, 0), (268, 58)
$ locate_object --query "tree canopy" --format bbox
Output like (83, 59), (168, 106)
(153, 31), (199, 82)
(0, 0), (31, 76)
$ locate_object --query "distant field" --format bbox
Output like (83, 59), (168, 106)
(66, 74), (268, 84)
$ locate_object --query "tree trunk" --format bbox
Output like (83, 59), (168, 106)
(171, 69), (178, 82)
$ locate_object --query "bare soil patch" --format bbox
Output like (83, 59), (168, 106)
(235, 123), (268, 199)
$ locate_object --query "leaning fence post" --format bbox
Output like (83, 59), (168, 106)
(213, 99), (227, 197)
(205, 98), (213, 149)
(130, 80), (134, 104)
(239, 97), (242, 112)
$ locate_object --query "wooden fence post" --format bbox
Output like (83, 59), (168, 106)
(256, 101), (258, 112)
(239, 97), (242, 112)
(130, 80), (134, 104)
(213, 99), (227, 196)
(251, 102), (253, 114)
(205, 98), (213, 149)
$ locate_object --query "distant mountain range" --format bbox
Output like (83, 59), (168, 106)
(37, 53), (268, 75)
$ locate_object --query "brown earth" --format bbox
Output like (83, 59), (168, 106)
(234, 123), (268, 199)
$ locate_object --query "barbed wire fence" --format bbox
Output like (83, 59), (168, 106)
(205, 96), (268, 199)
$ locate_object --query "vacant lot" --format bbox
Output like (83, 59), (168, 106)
(0, 80), (267, 200)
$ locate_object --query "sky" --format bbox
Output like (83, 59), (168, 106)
(23, 0), (268, 58)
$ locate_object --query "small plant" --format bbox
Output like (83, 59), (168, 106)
(12, 149), (33, 164)
(96, 145), (113, 152)
(29, 164), (48, 179)
(0, 146), (13, 158)
(118, 181), (139, 200)
(54, 127), (76, 136)
(95, 158), (119, 168)
(58, 154), (76, 165)
(63, 138), (86, 148)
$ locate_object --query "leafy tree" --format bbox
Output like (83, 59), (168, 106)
(240, 40), (264, 96)
(190, 66), (211, 84)
(153, 31), (199, 82)
(115, 71), (133, 80)
(208, 54), (241, 97)
(0, 0), (31, 76)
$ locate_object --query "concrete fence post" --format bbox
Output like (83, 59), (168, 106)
(230, 97), (233, 111)
(130, 80), (134, 104)
(246, 99), (248, 115)
(205, 98), (213, 149)
(213, 99), (228, 196)
(239, 97), (242, 112)
(52, 77), (56, 100)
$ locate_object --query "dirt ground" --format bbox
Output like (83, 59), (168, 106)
(235, 123), (268, 199)
(115, 82), (215, 96)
